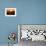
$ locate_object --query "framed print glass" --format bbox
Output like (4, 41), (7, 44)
(18, 24), (46, 41)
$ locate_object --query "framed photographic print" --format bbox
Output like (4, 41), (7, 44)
(5, 8), (16, 17)
(18, 24), (46, 42)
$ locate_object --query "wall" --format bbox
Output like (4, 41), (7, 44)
(0, 0), (46, 44)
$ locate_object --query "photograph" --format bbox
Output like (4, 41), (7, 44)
(18, 24), (46, 46)
(5, 8), (16, 17)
